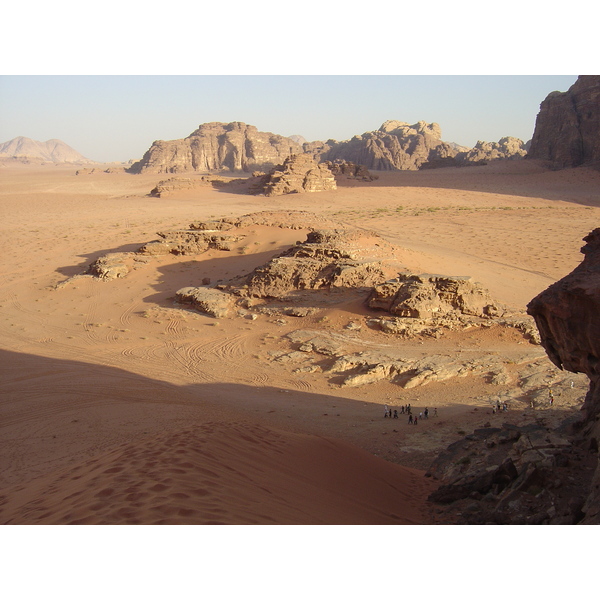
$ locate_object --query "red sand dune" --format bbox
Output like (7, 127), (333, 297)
(0, 421), (437, 525)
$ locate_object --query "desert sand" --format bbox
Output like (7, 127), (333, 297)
(1, 159), (599, 525)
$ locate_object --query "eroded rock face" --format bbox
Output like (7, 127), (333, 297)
(314, 120), (458, 171)
(527, 229), (600, 423)
(175, 287), (234, 318)
(527, 75), (600, 169)
(129, 122), (303, 174)
(457, 137), (528, 163)
(253, 154), (337, 196)
(139, 229), (243, 255)
(427, 228), (600, 524)
(322, 160), (378, 181)
(228, 228), (399, 299)
(367, 274), (504, 319)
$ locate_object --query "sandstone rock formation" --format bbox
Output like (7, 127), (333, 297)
(139, 227), (244, 255)
(227, 228), (400, 299)
(0, 136), (93, 163)
(129, 122), (303, 174)
(425, 228), (600, 524)
(252, 154), (337, 196)
(456, 137), (528, 163)
(85, 252), (150, 280)
(367, 274), (504, 319)
(313, 120), (459, 171)
(527, 75), (600, 169)
(322, 160), (378, 181)
(527, 228), (600, 426)
(175, 287), (234, 318)
(149, 177), (210, 197)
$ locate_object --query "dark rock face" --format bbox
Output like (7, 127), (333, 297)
(527, 75), (600, 169)
(428, 229), (600, 524)
(129, 122), (303, 174)
(527, 229), (600, 425)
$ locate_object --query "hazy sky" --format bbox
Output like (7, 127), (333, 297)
(0, 75), (580, 163)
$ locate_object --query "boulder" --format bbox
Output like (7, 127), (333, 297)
(175, 287), (234, 318)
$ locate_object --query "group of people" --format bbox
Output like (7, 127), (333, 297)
(383, 404), (437, 424)
(492, 400), (509, 414)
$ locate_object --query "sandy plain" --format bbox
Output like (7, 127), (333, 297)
(0, 159), (599, 525)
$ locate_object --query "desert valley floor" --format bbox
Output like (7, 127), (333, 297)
(1, 160), (599, 525)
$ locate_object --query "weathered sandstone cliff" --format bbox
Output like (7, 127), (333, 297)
(129, 122), (303, 174)
(313, 120), (458, 171)
(527, 75), (600, 169)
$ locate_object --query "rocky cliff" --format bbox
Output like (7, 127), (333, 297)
(129, 122), (303, 174)
(527, 229), (600, 427)
(311, 120), (458, 171)
(527, 75), (600, 169)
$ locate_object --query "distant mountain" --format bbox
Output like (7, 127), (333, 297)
(0, 137), (94, 163)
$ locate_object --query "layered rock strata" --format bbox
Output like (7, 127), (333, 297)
(129, 122), (303, 174)
(314, 120), (458, 171)
(227, 228), (399, 299)
(252, 154), (337, 196)
(527, 75), (600, 169)
(367, 274), (504, 319)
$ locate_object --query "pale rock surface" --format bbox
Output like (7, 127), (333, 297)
(129, 122), (303, 174)
(253, 154), (337, 196)
(175, 286), (234, 318)
(367, 274), (504, 319)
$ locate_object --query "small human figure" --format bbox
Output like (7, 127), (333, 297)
(408, 414), (413, 424)
(434, 408), (437, 417)
(492, 406), (496, 414)
(384, 404), (389, 418)
(550, 395), (554, 406)
(570, 381), (574, 388)
(414, 416), (418, 425)
(393, 409), (398, 419)
(400, 405), (405, 414)
(503, 402), (508, 412)
(419, 412), (423, 420)
(424, 408), (429, 419)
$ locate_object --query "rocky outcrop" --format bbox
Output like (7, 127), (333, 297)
(527, 75), (600, 169)
(139, 228), (244, 255)
(527, 229), (600, 426)
(313, 120), (459, 171)
(0, 137), (93, 163)
(322, 160), (378, 181)
(367, 274), (504, 319)
(252, 154), (337, 196)
(426, 420), (595, 524)
(427, 228), (600, 524)
(85, 252), (150, 280)
(227, 228), (400, 299)
(457, 137), (528, 163)
(174, 287), (234, 318)
(149, 177), (210, 197)
(129, 122), (303, 174)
